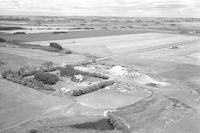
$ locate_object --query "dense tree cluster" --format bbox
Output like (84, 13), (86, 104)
(34, 73), (59, 85)
(49, 42), (63, 50)
(1, 70), (55, 91)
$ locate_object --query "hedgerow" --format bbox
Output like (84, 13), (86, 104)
(1, 70), (55, 91)
(19, 66), (61, 77)
(72, 80), (115, 96)
(60, 66), (109, 79)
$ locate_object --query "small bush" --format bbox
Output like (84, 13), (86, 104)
(34, 73), (59, 85)
(0, 38), (6, 43)
(49, 42), (63, 50)
(170, 46), (178, 49)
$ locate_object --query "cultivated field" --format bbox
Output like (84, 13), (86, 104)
(26, 33), (200, 57)
(0, 30), (148, 42)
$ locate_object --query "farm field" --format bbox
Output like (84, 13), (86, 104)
(0, 78), (74, 131)
(0, 29), (148, 42)
(104, 38), (200, 87)
(108, 39), (200, 64)
(1, 16), (200, 133)
(1, 32), (200, 133)
(25, 33), (200, 57)
(92, 32), (200, 132)
(0, 47), (88, 65)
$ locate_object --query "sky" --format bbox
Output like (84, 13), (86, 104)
(0, 0), (200, 18)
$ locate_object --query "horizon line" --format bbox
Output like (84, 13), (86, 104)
(0, 14), (200, 19)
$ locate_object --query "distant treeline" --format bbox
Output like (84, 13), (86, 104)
(0, 26), (25, 30)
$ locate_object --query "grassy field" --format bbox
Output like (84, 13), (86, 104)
(75, 89), (151, 109)
(0, 47), (88, 65)
(103, 38), (200, 88)
(109, 95), (200, 133)
(25, 33), (200, 57)
(0, 52), (45, 73)
(0, 29), (148, 42)
(0, 78), (74, 131)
